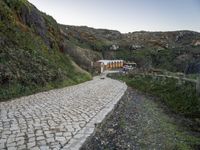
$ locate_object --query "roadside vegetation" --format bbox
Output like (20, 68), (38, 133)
(82, 88), (200, 150)
(112, 74), (200, 117)
(0, 46), (91, 101)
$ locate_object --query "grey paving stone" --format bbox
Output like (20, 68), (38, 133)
(7, 147), (17, 150)
(27, 141), (36, 149)
(31, 146), (40, 150)
(0, 76), (127, 150)
(46, 137), (55, 143)
(17, 145), (26, 150)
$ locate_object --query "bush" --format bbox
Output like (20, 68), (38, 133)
(116, 75), (200, 116)
(0, 0), (92, 101)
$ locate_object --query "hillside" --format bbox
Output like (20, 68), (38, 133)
(0, 0), (91, 100)
(1, 0), (200, 100)
(120, 31), (200, 72)
(61, 25), (200, 73)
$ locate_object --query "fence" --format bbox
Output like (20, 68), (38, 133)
(136, 72), (200, 96)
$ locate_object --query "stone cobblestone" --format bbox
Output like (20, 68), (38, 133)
(0, 77), (127, 150)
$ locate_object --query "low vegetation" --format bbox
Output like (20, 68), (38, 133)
(81, 88), (200, 150)
(0, 46), (91, 101)
(0, 0), (91, 101)
(61, 25), (200, 74)
(112, 74), (200, 117)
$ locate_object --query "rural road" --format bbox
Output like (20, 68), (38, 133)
(0, 76), (127, 150)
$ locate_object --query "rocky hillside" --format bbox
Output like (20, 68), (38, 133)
(0, 0), (91, 100)
(121, 31), (200, 73)
(60, 25), (200, 73)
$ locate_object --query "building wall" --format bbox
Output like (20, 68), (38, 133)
(95, 60), (124, 73)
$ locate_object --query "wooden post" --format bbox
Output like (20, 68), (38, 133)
(196, 76), (200, 96)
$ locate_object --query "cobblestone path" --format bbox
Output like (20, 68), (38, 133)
(0, 77), (127, 150)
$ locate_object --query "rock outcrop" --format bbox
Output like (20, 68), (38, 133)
(19, 4), (47, 38)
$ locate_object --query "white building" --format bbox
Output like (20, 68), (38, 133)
(97, 60), (124, 73)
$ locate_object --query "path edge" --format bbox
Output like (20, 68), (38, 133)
(62, 80), (127, 150)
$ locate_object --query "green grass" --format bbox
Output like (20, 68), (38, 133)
(0, 73), (91, 101)
(113, 75), (200, 116)
(110, 74), (200, 149)
(0, 46), (91, 101)
(0, 0), (92, 101)
(186, 74), (200, 80)
(141, 98), (199, 150)
(114, 48), (191, 72)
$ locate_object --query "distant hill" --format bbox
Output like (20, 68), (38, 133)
(60, 25), (200, 73)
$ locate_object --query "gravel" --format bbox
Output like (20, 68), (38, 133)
(81, 87), (200, 150)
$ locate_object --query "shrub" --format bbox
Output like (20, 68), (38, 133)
(115, 75), (200, 116)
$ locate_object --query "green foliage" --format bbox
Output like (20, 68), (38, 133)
(0, 46), (91, 101)
(60, 25), (109, 52)
(0, 0), (91, 101)
(115, 49), (132, 60)
(42, 13), (60, 45)
(0, 1), (15, 22)
(4, 0), (29, 12)
(150, 49), (176, 70)
(114, 45), (199, 73)
(116, 75), (200, 116)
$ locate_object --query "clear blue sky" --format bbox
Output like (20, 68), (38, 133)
(28, 0), (200, 33)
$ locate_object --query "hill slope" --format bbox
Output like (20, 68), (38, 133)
(1, 0), (200, 100)
(0, 0), (91, 101)
(61, 25), (200, 73)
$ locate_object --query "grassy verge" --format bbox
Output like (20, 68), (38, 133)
(108, 74), (200, 149)
(81, 88), (200, 150)
(0, 71), (91, 102)
(111, 74), (200, 117)
(0, 47), (92, 101)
